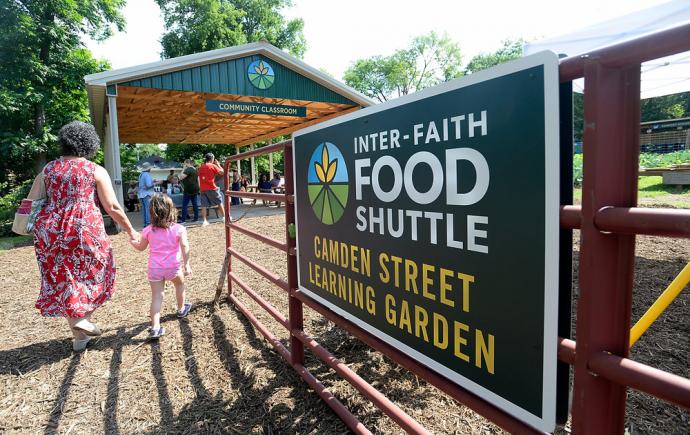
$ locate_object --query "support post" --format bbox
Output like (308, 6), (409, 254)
(571, 61), (641, 435)
(224, 161), (233, 300)
(105, 87), (124, 208)
(284, 141), (304, 365)
(234, 145), (241, 178)
(250, 144), (257, 186)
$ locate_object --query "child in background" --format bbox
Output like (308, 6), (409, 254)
(131, 193), (192, 339)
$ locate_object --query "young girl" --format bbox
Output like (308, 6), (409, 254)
(131, 194), (192, 339)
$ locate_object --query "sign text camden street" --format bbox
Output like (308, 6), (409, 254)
(292, 52), (560, 432)
(205, 100), (307, 117)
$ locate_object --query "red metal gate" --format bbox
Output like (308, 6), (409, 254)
(223, 23), (690, 434)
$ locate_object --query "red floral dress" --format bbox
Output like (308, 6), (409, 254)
(33, 158), (116, 317)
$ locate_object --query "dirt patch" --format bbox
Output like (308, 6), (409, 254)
(0, 216), (687, 434)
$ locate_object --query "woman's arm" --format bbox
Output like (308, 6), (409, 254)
(94, 166), (138, 240)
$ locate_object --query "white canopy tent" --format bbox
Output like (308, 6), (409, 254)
(524, 0), (690, 98)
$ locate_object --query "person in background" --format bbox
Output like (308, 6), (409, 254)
(231, 171), (241, 205)
(169, 176), (183, 194)
(165, 169), (175, 190)
(198, 153), (225, 226)
(30, 121), (138, 351)
(178, 159), (200, 224)
(126, 182), (138, 212)
(138, 162), (156, 227)
(258, 173), (272, 206)
(270, 173), (283, 190)
(269, 173), (283, 206)
(240, 175), (248, 191)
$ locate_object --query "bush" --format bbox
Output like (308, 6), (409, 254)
(0, 179), (32, 237)
(573, 153), (583, 187)
(572, 150), (690, 187)
(639, 150), (690, 168)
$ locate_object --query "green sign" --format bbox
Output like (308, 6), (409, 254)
(205, 100), (306, 117)
(293, 52), (560, 432)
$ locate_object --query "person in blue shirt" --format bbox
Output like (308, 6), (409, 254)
(138, 162), (156, 226)
(258, 173), (273, 206)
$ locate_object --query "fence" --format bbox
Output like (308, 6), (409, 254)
(222, 23), (690, 435)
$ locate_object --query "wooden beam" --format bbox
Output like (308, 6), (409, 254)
(236, 106), (361, 146)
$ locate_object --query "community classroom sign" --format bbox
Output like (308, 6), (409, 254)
(292, 51), (560, 432)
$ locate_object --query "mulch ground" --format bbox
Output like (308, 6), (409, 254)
(0, 214), (687, 434)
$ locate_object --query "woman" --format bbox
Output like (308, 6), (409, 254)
(29, 121), (138, 351)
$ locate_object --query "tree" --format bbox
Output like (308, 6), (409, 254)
(165, 143), (239, 164)
(464, 39), (524, 74)
(155, 0), (306, 59)
(344, 32), (463, 102)
(0, 0), (125, 187)
(641, 92), (689, 122)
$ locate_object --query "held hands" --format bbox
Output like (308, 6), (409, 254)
(128, 230), (144, 250)
(128, 229), (140, 243)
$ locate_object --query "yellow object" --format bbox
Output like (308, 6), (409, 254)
(630, 261), (690, 347)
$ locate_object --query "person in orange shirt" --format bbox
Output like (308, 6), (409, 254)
(197, 153), (225, 226)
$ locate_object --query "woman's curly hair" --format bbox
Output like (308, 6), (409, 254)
(58, 121), (101, 158)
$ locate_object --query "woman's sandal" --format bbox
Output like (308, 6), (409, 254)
(72, 319), (102, 336)
(73, 336), (93, 352)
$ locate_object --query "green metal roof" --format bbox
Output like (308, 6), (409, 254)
(119, 54), (355, 105)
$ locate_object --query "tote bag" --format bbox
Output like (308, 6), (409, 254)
(12, 175), (46, 236)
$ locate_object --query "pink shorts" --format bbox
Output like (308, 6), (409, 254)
(148, 267), (182, 282)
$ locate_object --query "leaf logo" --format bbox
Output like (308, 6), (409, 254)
(314, 145), (337, 183)
(248, 60), (275, 90)
(307, 143), (349, 225)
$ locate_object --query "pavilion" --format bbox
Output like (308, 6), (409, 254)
(85, 42), (373, 205)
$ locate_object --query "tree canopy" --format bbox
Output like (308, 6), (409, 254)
(0, 0), (125, 186)
(155, 0), (306, 59)
(464, 39), (523, 74)
(343, 32), (462, 102)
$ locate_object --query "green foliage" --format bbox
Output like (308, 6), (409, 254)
(639, 150), (690, 168)
(0, 179), (32, 237)
(344, 32), (462, 102)
(155, 0), (306, 59)
(573, 153), (583, 187)
(573, 150), (690, 189)
(641, 92), (689, 122)
(464, 39), (524, 74)
(165, 143), (238, 165)
(121, 144), (163, 182)
(0, 0), (125, 187)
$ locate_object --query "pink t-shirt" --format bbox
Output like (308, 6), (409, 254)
(142, 223), (186, 269)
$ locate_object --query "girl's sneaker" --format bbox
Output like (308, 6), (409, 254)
(177, 303), (192, 318)
(149, 327), (166, 340)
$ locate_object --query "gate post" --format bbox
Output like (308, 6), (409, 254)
(284, 141), (304, 365)
(224, 162), (233, 300)
(571, 60), (641, 434)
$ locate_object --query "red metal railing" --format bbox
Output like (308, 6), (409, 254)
(222, 22), (690, 435)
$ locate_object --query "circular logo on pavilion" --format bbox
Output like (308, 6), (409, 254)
(247, 60), (275, 90)
(308, 142), (348, 225)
